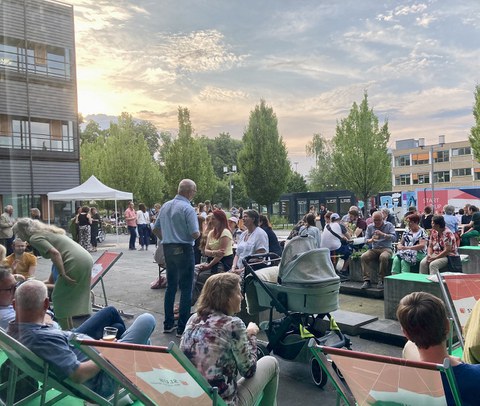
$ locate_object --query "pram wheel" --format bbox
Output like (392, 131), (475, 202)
(309, 356), (327, 388)
(257, 340), (270, 359)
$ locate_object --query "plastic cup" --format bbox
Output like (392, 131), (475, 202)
(103, 326), (118, 341)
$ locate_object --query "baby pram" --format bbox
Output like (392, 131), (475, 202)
(243, 235), (351, 388)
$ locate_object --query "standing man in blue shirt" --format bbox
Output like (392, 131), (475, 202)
(154, 179), (200, 337)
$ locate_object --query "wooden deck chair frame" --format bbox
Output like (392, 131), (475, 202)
(0, 329), (130, 406)
(91, 251), (123, 308)
(71, 337), (227, 406)
(436, 271), (480, 351)
(308, 340), (462, 406)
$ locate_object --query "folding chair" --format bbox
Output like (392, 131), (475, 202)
(91, 251), (123, 308)
(0, 329), (132, 406)
(71, 337), (227, 406)
(437, 271), (480, 350)
(309, 341), (462, 406)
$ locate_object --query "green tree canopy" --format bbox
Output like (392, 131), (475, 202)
(202, 132), (243, 178)
(238, 100), (290, 207)
(80, 113), (164, 206)
(286, 171), (308, 193)
(469, 85), (480, 161)
(332, 92), (391, 203)
(306, 133), (337, 191)
(163, 107), (216, 202)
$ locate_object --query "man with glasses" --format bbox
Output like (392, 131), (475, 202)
(154, 179), (200, 337)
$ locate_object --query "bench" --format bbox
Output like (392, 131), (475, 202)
(384, 273), (442, 320)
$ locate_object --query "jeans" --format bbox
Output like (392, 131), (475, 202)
(137, 224), (149, 248)
(163, 243), (195, 331)
(73, 306), (126, 340)
(128, 225), (137, 249)
(118, 313), (156, 345)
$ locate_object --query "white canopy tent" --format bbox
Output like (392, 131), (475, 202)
(47, 175), (133, 243)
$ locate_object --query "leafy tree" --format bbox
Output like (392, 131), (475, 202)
(80, 120), (107, 145)
(469, 85), (480, 161)
(238, 100), (290, 207)
(163, 107), (216, 202)
(306, 133), (337, 191)
(136, 120), (160, 157)
(80, 114), (164, 206)
(286, 171), (308, 193)
(157, 131), (173, 166)
(202, 132), (243, 178)
(332, 92), (391, 203)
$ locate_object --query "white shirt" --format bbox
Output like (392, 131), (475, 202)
(136, 210), (149, 225)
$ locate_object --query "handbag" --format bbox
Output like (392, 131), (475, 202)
(447, 255), (462, 273)
(326, 225), (349, 246)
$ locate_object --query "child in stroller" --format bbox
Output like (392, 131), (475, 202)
(243, 234), (351, 388)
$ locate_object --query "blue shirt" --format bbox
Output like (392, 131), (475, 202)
(8, 322), (114, 397)
(154, 195), (199, 245)
(443, 362), (480, 406)
(365, 221), (396, 249)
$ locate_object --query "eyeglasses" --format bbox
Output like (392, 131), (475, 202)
(0, 284), (17, 294)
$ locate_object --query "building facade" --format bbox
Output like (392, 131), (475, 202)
(391, 137), (480, 192)
(0, 0), (80, 222)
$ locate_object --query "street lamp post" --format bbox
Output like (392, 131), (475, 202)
(223, 165), (237, 209)
(419, 135), (445, 213)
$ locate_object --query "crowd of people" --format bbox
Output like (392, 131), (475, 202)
(4, 192), (480, 405)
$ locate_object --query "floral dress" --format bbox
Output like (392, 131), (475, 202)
(180, 311), (257, 406)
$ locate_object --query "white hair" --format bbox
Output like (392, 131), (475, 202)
(13, 218), (65, 241)
(15, 280), (47, 311)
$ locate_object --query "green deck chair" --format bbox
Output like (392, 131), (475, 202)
(0, 328), (134, 406)
(309, 340), (462, 406)
(71, 337), (227, 406)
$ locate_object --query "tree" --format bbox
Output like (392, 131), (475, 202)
(202, 132), (243, 178)
(238, 100), (290, 207)
(469, 85), (480, 161)
(286, 171), (308, 193)
(332, 92), (391, 204)
(163, 107), (216, 201)
(306, 133), (337, 191)
(80, 120), (107, 145)
(136, 120), (160, 157)
(80, 114), (164, 206)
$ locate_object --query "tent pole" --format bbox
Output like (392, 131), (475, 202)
(47, 199), (51, 225)
(115, 200), (119, 244)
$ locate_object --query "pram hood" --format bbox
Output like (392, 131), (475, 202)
(278, 238), (338, 286)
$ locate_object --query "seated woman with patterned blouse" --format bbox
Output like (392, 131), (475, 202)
(180, 273), (279, 406)
(392, 214), (427, 274)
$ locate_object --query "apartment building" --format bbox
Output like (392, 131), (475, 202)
(0, 0), (80, 220)
(391, 137), (480, 193)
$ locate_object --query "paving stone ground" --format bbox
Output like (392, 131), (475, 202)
(34, 232), (403, 406)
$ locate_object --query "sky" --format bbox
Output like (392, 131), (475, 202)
(70, 0), (480, 175)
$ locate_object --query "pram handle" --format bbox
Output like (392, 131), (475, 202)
(243, 252), (281, 264)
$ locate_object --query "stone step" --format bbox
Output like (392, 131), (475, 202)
(339, 280), (384, 299)
(358, 318), (407, 347)
(315, 309), (378, 336)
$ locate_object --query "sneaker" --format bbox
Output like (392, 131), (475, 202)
(176, 329), (184, 338)
(163, 325), (176, 333)
(337, 271), (350, 281)
(138, 247), (144, 251)
(360, 281), (371, 289)
(377, 280), (384, 289)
